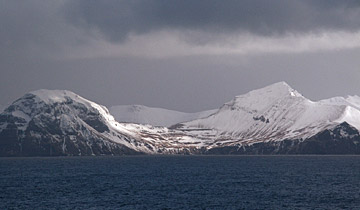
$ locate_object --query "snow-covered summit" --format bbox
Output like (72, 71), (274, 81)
(243, 81), (302, 99)
(220, 81), (304, 113)
(4, 89), (115, 131)
(27, 89), (113, 119)
(29, 89), (80, 104)
(178, 82), (360, 146)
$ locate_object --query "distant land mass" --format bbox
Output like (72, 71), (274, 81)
(110, 105), (216, 127)
(1, 82), (360, 156)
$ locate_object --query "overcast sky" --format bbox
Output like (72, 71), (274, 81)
(1, 0), (360, 112)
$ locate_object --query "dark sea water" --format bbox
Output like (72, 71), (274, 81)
(1, 156), (360, 210)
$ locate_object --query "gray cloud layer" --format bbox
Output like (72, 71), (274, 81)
(64, 0), (360, 42)
(2, 0), (360, 58)
(0, 1), (87, 60)
(1, 0), (360, 112)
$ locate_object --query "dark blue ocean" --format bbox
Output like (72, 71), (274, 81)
(1, 156), (360, 209)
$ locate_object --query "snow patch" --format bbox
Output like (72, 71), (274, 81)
(346, 95), (360, 110)
(12, 110), (31, 122)
(337, 106), (360, 131)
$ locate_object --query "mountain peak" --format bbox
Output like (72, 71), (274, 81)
(223, 82), (304, 111)
(271, 81), (291, 87)
(241, 82), (302, 98)
(250, 81), (301, 97)
(28, 89), (79, 104)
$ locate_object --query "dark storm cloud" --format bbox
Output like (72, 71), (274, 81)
(1, 0), (360, 112)
(63, 0), (360, 42)
(0, 1), (90, 60)
(1, 0), (359, 57)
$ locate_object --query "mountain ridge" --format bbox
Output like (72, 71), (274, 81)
(1, 82), (360, 156)
(170, 82), (360, 152)
(110, 104), (216, 127)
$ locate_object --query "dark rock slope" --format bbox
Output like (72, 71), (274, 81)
(205, 122), (360, 155)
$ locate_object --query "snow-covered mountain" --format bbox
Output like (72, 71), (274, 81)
(174, 82), (360, 152)
(1, 82), (360, 156)
(0, 90), (200, 156)
(110, 105), (216, 127)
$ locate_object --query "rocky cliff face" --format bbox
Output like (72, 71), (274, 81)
(205, 122), (360, 155)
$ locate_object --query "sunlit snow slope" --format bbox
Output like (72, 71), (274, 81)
(110, 105), (215, 127)
(176, 82), (360, 147)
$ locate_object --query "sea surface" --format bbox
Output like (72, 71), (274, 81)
(1, 156), (360, 209)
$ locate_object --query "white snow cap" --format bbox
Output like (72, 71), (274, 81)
(28, 89), (115, 124)
(238, 81), (303, 99)
(182, 81), (360, 142)
(222, 81), (303, 112)
(29, 89), (81, 104)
